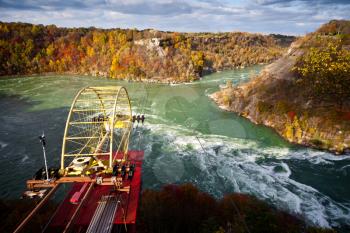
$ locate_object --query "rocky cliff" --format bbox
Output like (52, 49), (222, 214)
(211, 20), (350, 154)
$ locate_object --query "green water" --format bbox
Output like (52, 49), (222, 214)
(0, 67), (349, 230)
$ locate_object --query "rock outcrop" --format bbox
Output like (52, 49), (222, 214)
(211, 20), (350, 154)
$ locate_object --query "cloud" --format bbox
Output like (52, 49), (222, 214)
(0, 0), (88, 10)
(104, 0), (193, 15)
(253, 0), (350, 5)
(0, 0), (349, 34)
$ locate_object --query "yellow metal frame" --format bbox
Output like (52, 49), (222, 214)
(61, 86), (132, 171)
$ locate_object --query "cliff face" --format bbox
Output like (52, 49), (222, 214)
(0, 22), (294, 82)
(211, 20), (350, 154)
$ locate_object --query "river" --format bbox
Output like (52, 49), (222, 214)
(0, 66), (349, 230)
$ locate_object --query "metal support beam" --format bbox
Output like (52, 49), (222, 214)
(75, 99), (117, 102)
(63, 152), (109, 157)
(69, 121), (106, 125)
(66, 136), (101, 140)
(72, 109), (105, 112)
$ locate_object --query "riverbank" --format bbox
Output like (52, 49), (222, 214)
(0, 22), (295, 83)
(0, 71), (194, 84)
(209, 92), (350, 154)
(0, 63), (266, 85)
(210, 20), (350, 154)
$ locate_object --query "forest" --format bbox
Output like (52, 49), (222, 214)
(0, 22), (294, 82)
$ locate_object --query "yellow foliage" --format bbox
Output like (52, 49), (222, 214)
(295, 127), (303, 142)
(31, 25), (40, 35)
(117, 32), (127, 45)
(0, 24), (9, 33)
(292, 117), (300, 128)
(223, 95), (232, 106)
(293, 39), (350, 105)
(48, 59), (55, 70)
(110, 54), (120, 77)
(25, 39), (34, 56)
(214, 227), (225, 233)
(87, 46), (95, 57)
(46, 44), (55, 57)
(285, 123), (294, 140)
(284, 116), (304, 141)
(308, 127), (316, 135)
(191, 51), (204, 72)
(92, 31), (107, 47)
(222, 90), (233, 106)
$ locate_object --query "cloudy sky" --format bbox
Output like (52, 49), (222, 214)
(0, 0), (349, 35)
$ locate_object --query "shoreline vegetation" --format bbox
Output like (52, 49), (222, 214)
(0, 184), (337, 233)
(0, 21), (294, 83)
(0, 20), (348, 232)
(0, 20), (348, 153)
(211, 20), (350, 154)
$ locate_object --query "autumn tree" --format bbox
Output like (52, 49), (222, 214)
(293, 39), (350, 108)
(190, 51), (204, 76)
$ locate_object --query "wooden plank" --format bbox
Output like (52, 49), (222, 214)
(58, 177), (93, 183)
(26, 180), (57, 189)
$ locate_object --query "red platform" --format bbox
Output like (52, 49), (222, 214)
(45, 151), (144, 232)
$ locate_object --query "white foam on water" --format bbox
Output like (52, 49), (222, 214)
(340, 165), (350, 171)
(0, 141), (8, 150)
(204, 87), (217, 96)
(21, 154), (29, 163)
(284, 149), (350, 165)
(21, 84), (45, 94)
(138, 122), (350, 228)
